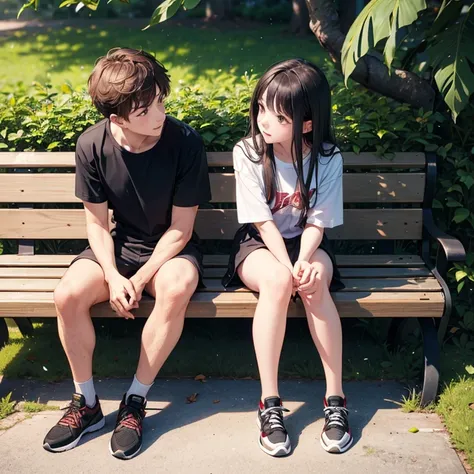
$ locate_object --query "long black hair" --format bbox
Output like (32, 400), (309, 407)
(239, 58), (338, 227)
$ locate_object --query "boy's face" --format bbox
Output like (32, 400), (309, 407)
(113, 86), (166, 137)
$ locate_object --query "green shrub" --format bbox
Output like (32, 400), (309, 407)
(0, 62), (472, 346)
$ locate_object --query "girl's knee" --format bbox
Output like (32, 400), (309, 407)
(259, 265), (293, 298)
(300, 277), (331, 305)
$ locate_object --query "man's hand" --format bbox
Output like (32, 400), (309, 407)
(292, 260), (319, 295)
(106, 272), (138, 319)
(130, 272), (147, 304)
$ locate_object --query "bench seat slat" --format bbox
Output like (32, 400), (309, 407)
(0, 290), (444, 318)
(0, 254), (426, 267)
(0, 277), (442, 292)
(0, 265), (432, 279)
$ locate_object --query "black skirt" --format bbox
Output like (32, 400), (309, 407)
(221, 223), (345, 291)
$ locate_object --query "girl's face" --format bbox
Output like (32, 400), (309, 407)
(257, 89), (293, 146)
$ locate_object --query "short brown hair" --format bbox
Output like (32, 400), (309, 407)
(88, 48), (171, 120)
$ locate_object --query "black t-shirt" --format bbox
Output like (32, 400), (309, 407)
(75, 117), (212, 243)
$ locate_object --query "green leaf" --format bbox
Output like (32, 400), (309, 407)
(453, 207), (470, 223)
(446, 197), (463, 208)
(408, 427), (419, 433)
(0, 143), (8, 149)
(457, 279), (465, 293)
(432, 199), (443, 209)
(17, 0), (36, 19)
(47, 142), (60, 150)
(460, 174), (474, 190)
(447, 184), (463, 193)
(465, 365), (474, 375)
(342, 0), (427, 84)
(183, 0), (200, 9)
(429, 5), (474, 122)
(146, 0), (183, 28)
(455, 270), (467, 282)
(429, 0), (465, 37)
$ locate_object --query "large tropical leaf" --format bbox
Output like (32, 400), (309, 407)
(429, 0), (465, 37)
(341, 0), (427, 84)
(429, 4), (474, 122)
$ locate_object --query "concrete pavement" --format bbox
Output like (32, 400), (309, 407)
(0, 378), (466, 473)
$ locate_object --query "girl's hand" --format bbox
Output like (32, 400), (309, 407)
(293, 260), (319, 294)
(283, 264), (298, 296)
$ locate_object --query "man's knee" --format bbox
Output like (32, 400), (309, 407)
(156, 262), (198, 304)
(54, 278), (95, 315)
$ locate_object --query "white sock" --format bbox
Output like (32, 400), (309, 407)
(74, 377), (97, 408)
(126, 374), (153, 402)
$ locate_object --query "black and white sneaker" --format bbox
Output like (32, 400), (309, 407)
(256, 396), (291, 457)
(43, 393), (105, 452)
(320, 396), (353, 453)
(109, 394), (146, 460)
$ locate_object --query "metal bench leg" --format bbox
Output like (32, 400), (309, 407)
(13, 318), (34, 337)
(418, 317), (440, 406)
(0, 318), (9, 349)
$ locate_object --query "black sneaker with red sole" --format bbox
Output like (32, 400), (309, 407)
(43, 393), (105, 452)
(109, 394), (146, 460)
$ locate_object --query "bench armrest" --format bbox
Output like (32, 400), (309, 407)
(423, 210), (466, 277)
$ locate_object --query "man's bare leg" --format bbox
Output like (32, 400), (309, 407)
(54, 258), (110, 383)
(43, 259), (110, 453)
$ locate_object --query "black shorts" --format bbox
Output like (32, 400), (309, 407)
(221, 224), (344, 292)
(71, 233), (204, 286)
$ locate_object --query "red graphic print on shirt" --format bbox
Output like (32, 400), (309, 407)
(271, 189), (316, 214)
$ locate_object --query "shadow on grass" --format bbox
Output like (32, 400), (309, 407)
(0, 19), (326, 90)
(0, 318), (425, 383)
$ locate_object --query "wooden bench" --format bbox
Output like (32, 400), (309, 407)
(0, 151), (465, 404)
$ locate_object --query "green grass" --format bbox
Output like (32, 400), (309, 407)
(0, 392), (16, 420)
(1, 318), (471, 384)
(21, 401), (60, 413)
(437, 378), (474, 469)
(0, 19), (326, 93)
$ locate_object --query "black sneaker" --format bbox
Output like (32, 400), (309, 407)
(43, 393), (105, 452)
(256, 396), (291, 457)
(109, 394), (146, 460)
(320, 396), (353, 453)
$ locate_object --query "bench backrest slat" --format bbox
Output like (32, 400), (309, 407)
(0, 208), (423, 240)
(0, 172), (425, 203)
(0, 151), (426, 169)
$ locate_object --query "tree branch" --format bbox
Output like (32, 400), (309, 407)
(305, 0), (436, 110)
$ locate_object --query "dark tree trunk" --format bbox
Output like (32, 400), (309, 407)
(305, 0), (436, 110)
(290, 0), (311, 35)
(338, 0), (358, 34)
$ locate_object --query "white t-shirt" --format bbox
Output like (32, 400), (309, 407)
(233, 140), (343, 239)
